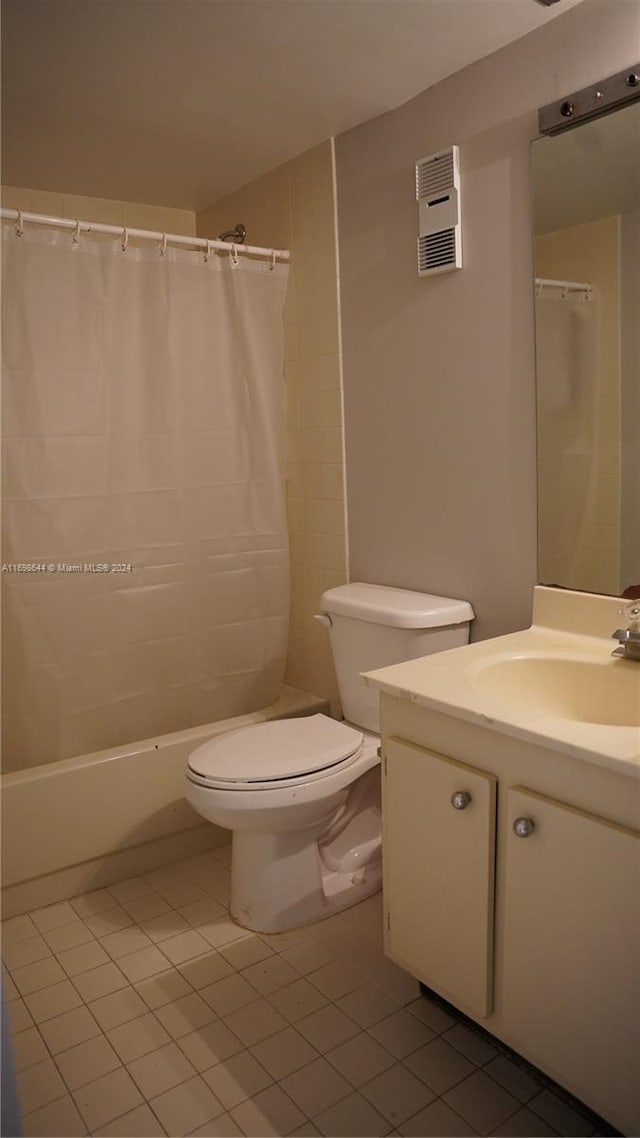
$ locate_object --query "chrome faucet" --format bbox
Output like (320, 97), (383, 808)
(612, 602), (640, 661)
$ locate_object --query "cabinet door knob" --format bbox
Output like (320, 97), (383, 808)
(513, 817), (535, 838)
(451, 791), (471, 810)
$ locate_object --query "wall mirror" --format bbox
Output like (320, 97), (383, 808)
(531, 98), (640, 597)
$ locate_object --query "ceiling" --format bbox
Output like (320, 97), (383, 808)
(2, 0), (583, 212)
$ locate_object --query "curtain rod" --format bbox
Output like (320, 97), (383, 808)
(0, 208), (290, 263)
(535, 277), (593, 293)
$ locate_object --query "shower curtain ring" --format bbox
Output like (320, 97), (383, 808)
(72, 219), (81, 246)
(121, 226), (129, 252)
(230, 243), (239, 266)
(159, 232), (167, 257)
(269, 249), (276, 271)
(15, 209), (24, 237)
(204, 239), (212, 263)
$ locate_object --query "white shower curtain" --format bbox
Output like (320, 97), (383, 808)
(535, 289), (600, 588)
(1, 225), (290, 771)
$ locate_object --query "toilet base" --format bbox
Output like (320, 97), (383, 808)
(229, 826), (381, 933)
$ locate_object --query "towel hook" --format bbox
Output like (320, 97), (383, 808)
(120, 226), (129, 253)
(15, 209), (24, 237)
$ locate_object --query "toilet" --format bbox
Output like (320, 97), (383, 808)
(186, 582), (474, 932)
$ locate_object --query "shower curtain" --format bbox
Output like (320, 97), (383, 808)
(535, 288), (600, 588)
(1, 225), (290, 772)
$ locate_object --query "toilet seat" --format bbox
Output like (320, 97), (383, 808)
(187, 714), (365, 791)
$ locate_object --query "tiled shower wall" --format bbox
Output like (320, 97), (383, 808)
(197, 140), (348, 715)
(0, 185), (196, 241)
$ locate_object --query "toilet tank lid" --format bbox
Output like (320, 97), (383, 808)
(320, 583), (474, 628)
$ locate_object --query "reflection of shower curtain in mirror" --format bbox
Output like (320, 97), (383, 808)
(536, 290), (600, 589)
(1, 226), (290, 771)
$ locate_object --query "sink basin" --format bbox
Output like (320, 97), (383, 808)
(470, 654), (640, 728)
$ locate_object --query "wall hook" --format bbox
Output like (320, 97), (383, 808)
(120, 226), (129, 252)
(159, 232), (167, 257)
(15, 209), (24, 237)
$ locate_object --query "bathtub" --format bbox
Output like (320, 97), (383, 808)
(1, 685), (326, 918)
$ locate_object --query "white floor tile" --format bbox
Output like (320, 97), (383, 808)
(12, 956), (67, 995)
(155, 993), (217, 1039)
(484, 1055), (542, 1104)
(18, 1057), (69, 1114)
(73, 1066), (144, 1131)
(189, 1109), (243, 1136)
(200, 972), (260, 1016)
(23, 1092), (88, 1136)
(24, 979), (84, 1023)
(107, 1012), (172, 1062)
(56, 940), (111, 977)
(230, 1083), (306, 1137)
(268, 978), (328, 1023)
(89, 987), (150, 1030)
(177, 1020), (245, 1071)
(219, 935), (274, 972)
(491, 1106), (560, 1136)
(150, 1074), (225, 1136)
(54, 1033), (121, 1091)
(325, 1031), (396, 1087)
(117, 946), (172, 984)
(202, 1050), (273, 1109)
(360, 1062), (435, 1125)
(368, 1009), (436, 1059)
(443, 1070), (521, 1135)
(313, 1089), (391, 1137)
(13, 1026), (49, 1071)
(70, 890), (117, 920)
(399, 1098), (479, 1136)
(405, 996), (457, 1035)
(444, 1024), (498, 1067)
(336, 984), (400, 1029)
(405, 1038), (476, 1095)
(39, 1004), (102, 1054)
(2, 933), (53, 972)
(30, 902), (80, 934)
(179, 951), (234, 990)
(73, 962), (129, 1002)
(250, 1026), (321, 1081)
(296, 1004), (360, 1053)
(242, 955), (300, 995)
(224, 998), (288, 1045)
(92, 1102), (167, 1135)
(136, 970), (194, 1010)
(100, 926), (155, 960)
(127, 1041), (196, 1099)
(2, 914), (38, 945)
(527, 1090), (595, 1137)
(308, 960), (362, 1001)
(281, 1055), (352, 1118)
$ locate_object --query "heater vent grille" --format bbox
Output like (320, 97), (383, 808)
(415, 145), (462, 277)
(418, 229), (457, 274)
(416, 151), (455, 199)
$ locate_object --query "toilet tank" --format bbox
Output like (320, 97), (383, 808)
(320, 582), (474, 733)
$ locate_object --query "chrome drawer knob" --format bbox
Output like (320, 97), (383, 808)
(451, 791), (471, 810)
(513, 817), (535, 838)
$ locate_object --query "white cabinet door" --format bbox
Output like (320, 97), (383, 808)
(383, 737), (497, 1018)
(501, 786), (640, 1135)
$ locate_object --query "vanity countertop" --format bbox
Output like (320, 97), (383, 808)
(363, 587), (640, 777)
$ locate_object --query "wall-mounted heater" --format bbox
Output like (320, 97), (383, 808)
(416, 146), (462, 277)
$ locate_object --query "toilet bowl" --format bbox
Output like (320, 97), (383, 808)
(186, 714), (382, 932)
(186, 582), (474, 932)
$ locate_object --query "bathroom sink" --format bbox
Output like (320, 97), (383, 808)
(470, 654), (640, 728)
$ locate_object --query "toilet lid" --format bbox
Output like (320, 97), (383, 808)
(187, 714), (364, 784)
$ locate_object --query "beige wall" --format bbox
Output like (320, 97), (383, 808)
(0, 185), (195, 236)
(197, 141), (347, 713)
(335, 0), (639, 639)
(536, 216), (620, 594)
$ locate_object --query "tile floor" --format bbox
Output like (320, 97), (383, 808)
(2, 845), (613, 1137)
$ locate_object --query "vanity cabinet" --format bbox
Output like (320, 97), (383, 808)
(382, 730), (640, 1135)
(383, 740), (497, 1018)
